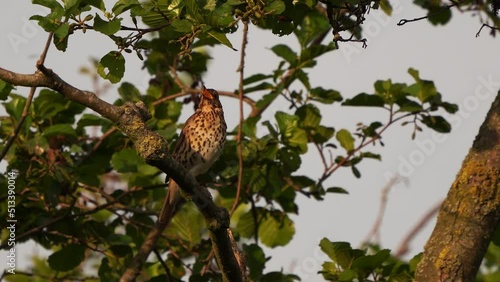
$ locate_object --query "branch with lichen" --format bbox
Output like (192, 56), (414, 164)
(0, 64), (245, 282)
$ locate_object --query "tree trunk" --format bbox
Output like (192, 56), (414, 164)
(415, 92), (500, 281)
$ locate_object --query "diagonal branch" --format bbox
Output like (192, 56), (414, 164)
(232, 20), (249, 216)
(0, 32), (54, 161)
(0, 65), (244, 282)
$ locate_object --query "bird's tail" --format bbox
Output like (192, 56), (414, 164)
(158, 180), (182, 226)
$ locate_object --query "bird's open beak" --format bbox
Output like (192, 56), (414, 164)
(201, 88), (214, 100)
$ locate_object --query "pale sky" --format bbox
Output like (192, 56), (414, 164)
(1, 1), (499, 281)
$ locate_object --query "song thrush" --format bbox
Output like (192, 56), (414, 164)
(158, 87), (227, 225)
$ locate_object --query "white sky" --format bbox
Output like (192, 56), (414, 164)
(1, 1), (499, 281)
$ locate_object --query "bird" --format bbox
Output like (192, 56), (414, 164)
(158, 87), (227, 226)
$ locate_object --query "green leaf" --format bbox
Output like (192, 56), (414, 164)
(275, 111), (296, 134)
(336, 129), (355, 152)
(264, 0), (286, 15)
(352, 249), (390, 270)
(98, 258), (120, 281)
(77, 113), (111, 129)
(275, 111), (308, 153)
(244, 73), (272, 85)
(237, 209), (261, 238)
(30, 6), (65, 33)
(427, 6), (452, 25)
(311, 125), (335, 143)
(242, 116), (260, 139)
(167, 203), (204, 247)
(64, 0), (82, 11)
(184, 0), (203, 21)
(278, 147), (301, 172)
(54, 22), (70, 39)
(409, 253), (423, 271)
(171, 19), (193, 33)
(112, 0), (141, 16)
(155, 100), (182, 122)
(360, 152), (381, 161)
(343, 93), (385, 107)
(243, 244), (266, 280)
(256, 89), (280, 110)
(271, 44), (297, 63)
(107, 233), (133, 246)
(97, 51), (125, 83)
(300, 43), (336, 65)
(295, 9), (331, 47)
(244, 82), (274, 94)
(259, 211), (295, 247)
(326, 187), (348, 194)
(288, 128), (308, 153)
(111, 148), (142, 172)
(47, 244), (86, 271)
(320, 261), (339, 280)
(43, 124), (77, 139)
(351, 166), (361, 178)
(441, 102), (458, 114)
(33, 0), (64, 10)
(338, 270), (357, 281)
(33, 89), (85, 122)
(363, 121), (383, 137)
(118, 82), (141, 101)
(319, 238), (356, 269)
(379, 0), (393, 15)
(3, 94), (26, 121)
(396, 98), (423, 112)
(296, 104), (321, 129)
(53, 23), (70, 51)
(421, 115), (451, 133)
(309, 87), (342, 104)
(261, 272), (300, 282)
(93, 14), (122, 35)
(208, 30), (236, 50)
(406, 68), (438, 103)
(0, 80), (14, 100)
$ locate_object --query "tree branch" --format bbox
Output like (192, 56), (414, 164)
(394, 200), (442, 257)
(0, 32), (54, 160)
(0, 66), (244, 282)
(232, 20), (249, 216)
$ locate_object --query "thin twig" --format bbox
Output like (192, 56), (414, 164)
(476, 23), (500, 37)
(317, 111), (412, 187)
(397, 1), (462, 26)
(249, 195), (259, 244)
(92, 127), (117, 151)
(0, 87), (36, 160)
(231, 21), (249, 216)
(0, 32), (54, 161)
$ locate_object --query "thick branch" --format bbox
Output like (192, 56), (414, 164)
(415, 92), (500, 281)
(0, 66), (243, 282)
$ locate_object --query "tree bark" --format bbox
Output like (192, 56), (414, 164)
(415, 92), (500, 281)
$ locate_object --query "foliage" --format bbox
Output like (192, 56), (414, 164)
(319, 239), (422, 281)
(0, 0), (498, 281)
